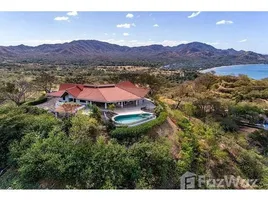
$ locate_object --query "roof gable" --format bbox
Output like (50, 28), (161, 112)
(116, 81), (149, 97)
(59, 83), (84, 91)
(66, 86), (82, 98)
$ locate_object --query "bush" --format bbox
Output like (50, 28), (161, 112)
(238, 150), (265, 180)
(108, 104), (116, 111)
(91, 105), (102, 122)
(177, 118), (191, 131)
(25, 97), (47, 106)
(110, 112), (168, 142)
(249, 130), (268, 156)
(220, 117), (239, 132)
(154, 101), (166, 116)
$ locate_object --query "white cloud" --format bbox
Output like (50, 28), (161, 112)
(101, 39), (190, 47)
(206, 42), (220, 46)
(153, 24), (159, 27)
(67, 11), (78, 16)
(131, 23), (136, 27)
(116, 23), (133, 28)
(238, 39), (247, 43)
(126, 13), (134, 18)
(6, 38), (190, 48)
(54, 16), (69, 21)
(123, 33), (129, 36)
(216, 20), (234, 25)
(161, 40), (189, 46)
(102, 39), (126, 46)
(188, 11), (201, 18)
(7, 39), (72, 46)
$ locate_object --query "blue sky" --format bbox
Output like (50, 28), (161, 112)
(0, 11), (267, 54)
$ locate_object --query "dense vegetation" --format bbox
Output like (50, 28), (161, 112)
(0, 64), (268, 189)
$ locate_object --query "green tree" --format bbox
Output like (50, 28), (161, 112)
(91, 105), (102, 122)
(34, 71), (57, 93)
(182, 102), (196, 118)
(0, 106), (60, 167)
(11, 130), (72, 185)
(70, 113), (100, 143)
(1, 80), (32, 106)
(108, 103), (116, 111)
(129, 140), (179, 189)
(83, 137), (137, 189)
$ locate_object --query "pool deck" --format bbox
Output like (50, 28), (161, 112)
(113, 112), (156, 127)
(128, 115), (156, 127)
(102, 99), (156, 115)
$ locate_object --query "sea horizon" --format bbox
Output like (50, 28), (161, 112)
(200, 63), (268, 80)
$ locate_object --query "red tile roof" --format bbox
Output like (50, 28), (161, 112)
(116, 81), (149, 96)
(55, 103), (82, 114)
(48, 90), (65, 97)
(48, 81), (149, 103)
(59, 83), (84, 91)
(116, 81), (136, 88)
(66, 86), (82, 98)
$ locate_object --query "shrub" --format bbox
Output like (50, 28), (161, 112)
(108, 104), (116, 111)
(154, 104), (164, 116)
(177, 118), (191, 131)
(110, 112), (168, 142)
(87, 105), (102, 122)
(220, 117), (239, 132)
(25, 97), (47, 106)
(154, 101), (167, 116)
(238, 150), (265, 180)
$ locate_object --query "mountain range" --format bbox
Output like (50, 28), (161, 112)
(0, 40), (268, 69)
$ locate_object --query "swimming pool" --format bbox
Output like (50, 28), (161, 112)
(112, 112), (155, 126)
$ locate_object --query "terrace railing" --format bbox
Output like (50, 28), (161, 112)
(114, 114), (156, 127)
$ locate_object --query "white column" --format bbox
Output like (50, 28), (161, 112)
(136, 100), (138, 106)
(121, 102), (123, 108)
(90, 101), (92, 105)
(105, 103), (107, 109)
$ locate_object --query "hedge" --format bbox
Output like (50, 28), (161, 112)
(25, 97), (48, 106)
(110, 112), (168, 141)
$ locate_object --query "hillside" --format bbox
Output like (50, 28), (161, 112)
(0, 40), (268, 68)
(0, 65), (268, 189)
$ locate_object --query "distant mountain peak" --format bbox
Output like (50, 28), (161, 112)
(0, 39), (267, 68)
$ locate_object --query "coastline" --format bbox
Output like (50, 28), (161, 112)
(199, 64), (268, 80)
(200, 63), (267, 73)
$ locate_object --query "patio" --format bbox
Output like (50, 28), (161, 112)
(36, 96), (156, 120)
(102, 98), (156, 115)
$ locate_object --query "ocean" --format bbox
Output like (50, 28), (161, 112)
(201, 64), (268, 80)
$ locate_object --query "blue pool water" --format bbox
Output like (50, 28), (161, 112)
(201, 64), (268, 80)
(113, 113), (153, 125)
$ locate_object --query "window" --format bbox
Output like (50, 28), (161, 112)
(69, 98), (74, 102)
(80, 100), (86, 103)
(62, 96), (65, 101)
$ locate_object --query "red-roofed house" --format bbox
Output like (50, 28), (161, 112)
(48, 81), (151, 109)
